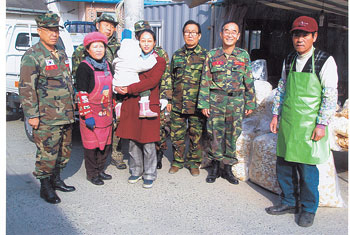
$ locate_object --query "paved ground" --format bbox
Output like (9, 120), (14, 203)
(6, 119), (348, 235)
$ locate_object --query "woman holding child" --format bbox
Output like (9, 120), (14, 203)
(114, 29), (166, 189)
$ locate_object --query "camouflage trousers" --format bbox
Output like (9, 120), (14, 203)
(170, 110), (204, 168)
(207, 92), (244, 165)
(111, 121), (123, 163)
(156, 110), (171, 152)
(33, 123), (73, 179)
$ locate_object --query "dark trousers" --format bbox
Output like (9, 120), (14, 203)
(84, 145), (111, 179)
(276, 156), (319, 213)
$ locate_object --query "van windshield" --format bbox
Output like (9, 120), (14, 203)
(15, 33), (65, 51)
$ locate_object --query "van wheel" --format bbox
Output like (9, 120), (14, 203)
(24, 117), (34, 142)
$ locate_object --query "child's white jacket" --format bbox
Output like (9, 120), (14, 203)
(112, 39), (157, 89)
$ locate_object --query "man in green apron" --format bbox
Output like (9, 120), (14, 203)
(265, 16), (338, 227)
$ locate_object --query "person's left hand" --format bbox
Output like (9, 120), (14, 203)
(115, 86), (128, 95)
(311, 126), (325, 141)
(245, 109), (253, 116)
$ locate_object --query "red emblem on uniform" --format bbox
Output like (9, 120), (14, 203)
(212, 61), (224, 66)
(234, 61), (245, 66)
(45, 65), (58, 70)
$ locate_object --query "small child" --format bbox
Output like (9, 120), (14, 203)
(112, 29), (157, 118)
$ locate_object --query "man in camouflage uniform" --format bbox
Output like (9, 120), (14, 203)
(19, 13), (76, 204)
(198, 21), (256, 184)
(134, 20), (171, 169)
(72, 14), (127, 170)
(163, 20), (207, 176)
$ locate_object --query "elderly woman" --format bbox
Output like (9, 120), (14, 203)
(76, 32), (113, 185)
(115, 29), (166, 189)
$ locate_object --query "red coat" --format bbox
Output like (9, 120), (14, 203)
(116, 55), (166, 143)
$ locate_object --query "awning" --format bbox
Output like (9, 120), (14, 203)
(258, 0), (348, 17)
(60, 0), (172, 5)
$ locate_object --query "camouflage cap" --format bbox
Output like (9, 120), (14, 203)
(35, 13), (63, 28)
(95, 13), (118, 26)
(134, 20), (151, 32)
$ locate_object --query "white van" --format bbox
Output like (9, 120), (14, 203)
(6, 18), (74, 118)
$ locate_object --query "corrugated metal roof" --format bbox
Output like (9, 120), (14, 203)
(144, 2), (211, 58)
(6, 0), (48, 11)
(175, 0), (347, 17)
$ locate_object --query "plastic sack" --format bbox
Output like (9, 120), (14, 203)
(251, 59), (268, 81)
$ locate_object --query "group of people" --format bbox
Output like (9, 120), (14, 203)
(19, 12), (338, 228)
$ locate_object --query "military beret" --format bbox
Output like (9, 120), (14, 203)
(35, 13), (63, 28)
(134, 20), (151, 32)
(95, 13), (118, 26)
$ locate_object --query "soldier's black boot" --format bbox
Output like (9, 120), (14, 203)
(51, 170), (76, 192)
(206, 160), (220, 183)
(156, 149), (163, 169)
(222, 164), (239, 185)
(40, 178), (61, 204)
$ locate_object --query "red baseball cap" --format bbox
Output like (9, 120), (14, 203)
(290, 16), (318, 33)
(84, 32), (108, 48)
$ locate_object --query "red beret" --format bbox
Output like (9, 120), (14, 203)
(84, 32), (108, 48)
(290, 16), (318, 33)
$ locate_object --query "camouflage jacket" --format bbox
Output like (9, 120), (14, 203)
(197, 46), (256, 110)
(19, 41), (75, 125)
(154, 46), (171, 100)
(166, 44), (207, 114)
(72, 34), (120, 81)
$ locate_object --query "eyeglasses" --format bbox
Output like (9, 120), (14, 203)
(184, 31), (199, 36)
(223, 30), (238, 36)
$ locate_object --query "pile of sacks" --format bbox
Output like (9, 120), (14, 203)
(232, 80), (345, 207)
(329, 100), (348, 151)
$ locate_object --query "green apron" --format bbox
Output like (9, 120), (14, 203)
(276, 51), (330, 164)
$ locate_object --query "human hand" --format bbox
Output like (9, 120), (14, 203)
(28, 117), (39, 129)
(115, 86), (128, 95)
(85, 117), (96, 130)
(160, 99), (168, 111)
(245, 109), (253, 116)
(311, 126), (325, 141)
(202, 109), (210, 118)
(270, 116), (278, 134)
(166, 104), (172, 113)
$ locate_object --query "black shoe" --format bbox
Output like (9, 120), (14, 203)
(221, 164), (239, 185)
(50, 171), (76, 192)
(298, 211), (315, 227)
(99, 172), (112, 180)
(40, 178), (61, 204)
(88, 176), (104, 185)
(206, 160), (220, 183)
(265, 204), (297, 215)
(156, 150), (163, 169)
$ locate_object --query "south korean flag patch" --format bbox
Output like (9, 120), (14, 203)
(45, 59), (58, 70)
(65, 59), (70, 68)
